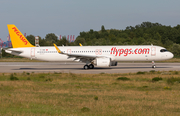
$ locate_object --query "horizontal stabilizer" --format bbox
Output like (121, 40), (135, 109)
(5, 49), (23, 54)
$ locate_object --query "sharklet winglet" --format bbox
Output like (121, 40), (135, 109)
(53, 43), (63, 54)
(79, 43), (83, 46)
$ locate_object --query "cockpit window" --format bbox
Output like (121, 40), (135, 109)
(160, 49), (168, 52)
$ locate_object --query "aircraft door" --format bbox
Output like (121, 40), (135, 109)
(67, 49), (71, 54)
(31, 48), (35, 57)
(151, 47), (156, 56)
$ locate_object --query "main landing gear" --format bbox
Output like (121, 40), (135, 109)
(152, 61), (156, 69)
(84, 64), (94, 70)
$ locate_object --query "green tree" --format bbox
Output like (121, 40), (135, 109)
(143, 33), (150, 40)
(93, 31), (100, 39)
(2, 49), (12, 57)
(175, 36), (180, 44)
(89, 29), (94, 34)
(76, 22), (180, 50)
(56, 36), (69, 46)
(154, 32), (161, 41)
(80, 31), (87, 38)
(39, 38), (48, 46)
(137, 37), (145, 45)
(45, 33), (58, 45)
(26, 35), (35, 45)
(171, 43), (180, 56)
(101, 25), (106, 33)
(108, 34), (116, 43)
(74, 37), (85, 45)
(163, 38), (173, 49)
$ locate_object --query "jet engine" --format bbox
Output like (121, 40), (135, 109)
(93, 58), (111, 67)
(110, 61), (118, 66)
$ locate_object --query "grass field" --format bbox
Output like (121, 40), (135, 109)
(0, 71), (180, 116)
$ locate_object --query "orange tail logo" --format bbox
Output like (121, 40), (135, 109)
(12, 27), (28, 45)
(7, 24), (35, 48)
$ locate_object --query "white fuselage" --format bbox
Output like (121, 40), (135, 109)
(6, 45), (174, 62)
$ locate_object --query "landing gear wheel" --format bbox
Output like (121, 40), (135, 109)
(89, 64), (94, 69)
(152, 61), (156, 69)
(152, 65), (156, 69)
(84, 65), (89, 70)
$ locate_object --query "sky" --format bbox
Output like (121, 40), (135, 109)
(0, 0), (180, 41)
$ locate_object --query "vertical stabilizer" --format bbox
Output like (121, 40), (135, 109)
(7, 24), (35, 48)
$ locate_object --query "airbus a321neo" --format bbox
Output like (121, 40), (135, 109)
(5, 24), (174, 69)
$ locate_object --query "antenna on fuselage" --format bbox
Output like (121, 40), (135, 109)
(151, 44), (153, 46)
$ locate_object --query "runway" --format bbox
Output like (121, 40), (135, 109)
(0, 62), (180, 74)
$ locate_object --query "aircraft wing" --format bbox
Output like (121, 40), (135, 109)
(53, 44), (106, 61)
(66, 53), (104, 60)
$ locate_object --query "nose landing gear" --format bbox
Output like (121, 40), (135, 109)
(152, 61), (156, 69)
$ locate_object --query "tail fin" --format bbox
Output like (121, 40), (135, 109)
(7, 24), (35, 48)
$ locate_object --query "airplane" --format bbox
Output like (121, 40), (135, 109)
(5, 24), (174, 69)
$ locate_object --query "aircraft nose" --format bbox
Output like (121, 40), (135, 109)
(169, 52), (174, 59)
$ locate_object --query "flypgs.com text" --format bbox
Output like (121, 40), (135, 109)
(12, 27), (28, 45)
(110, 47), (150, 56)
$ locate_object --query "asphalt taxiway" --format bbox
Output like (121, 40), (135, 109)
(0, 62), (180, 74)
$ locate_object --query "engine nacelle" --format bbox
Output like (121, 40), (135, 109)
(111, 61), (118, 66)
(94, 58), (111, 67)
